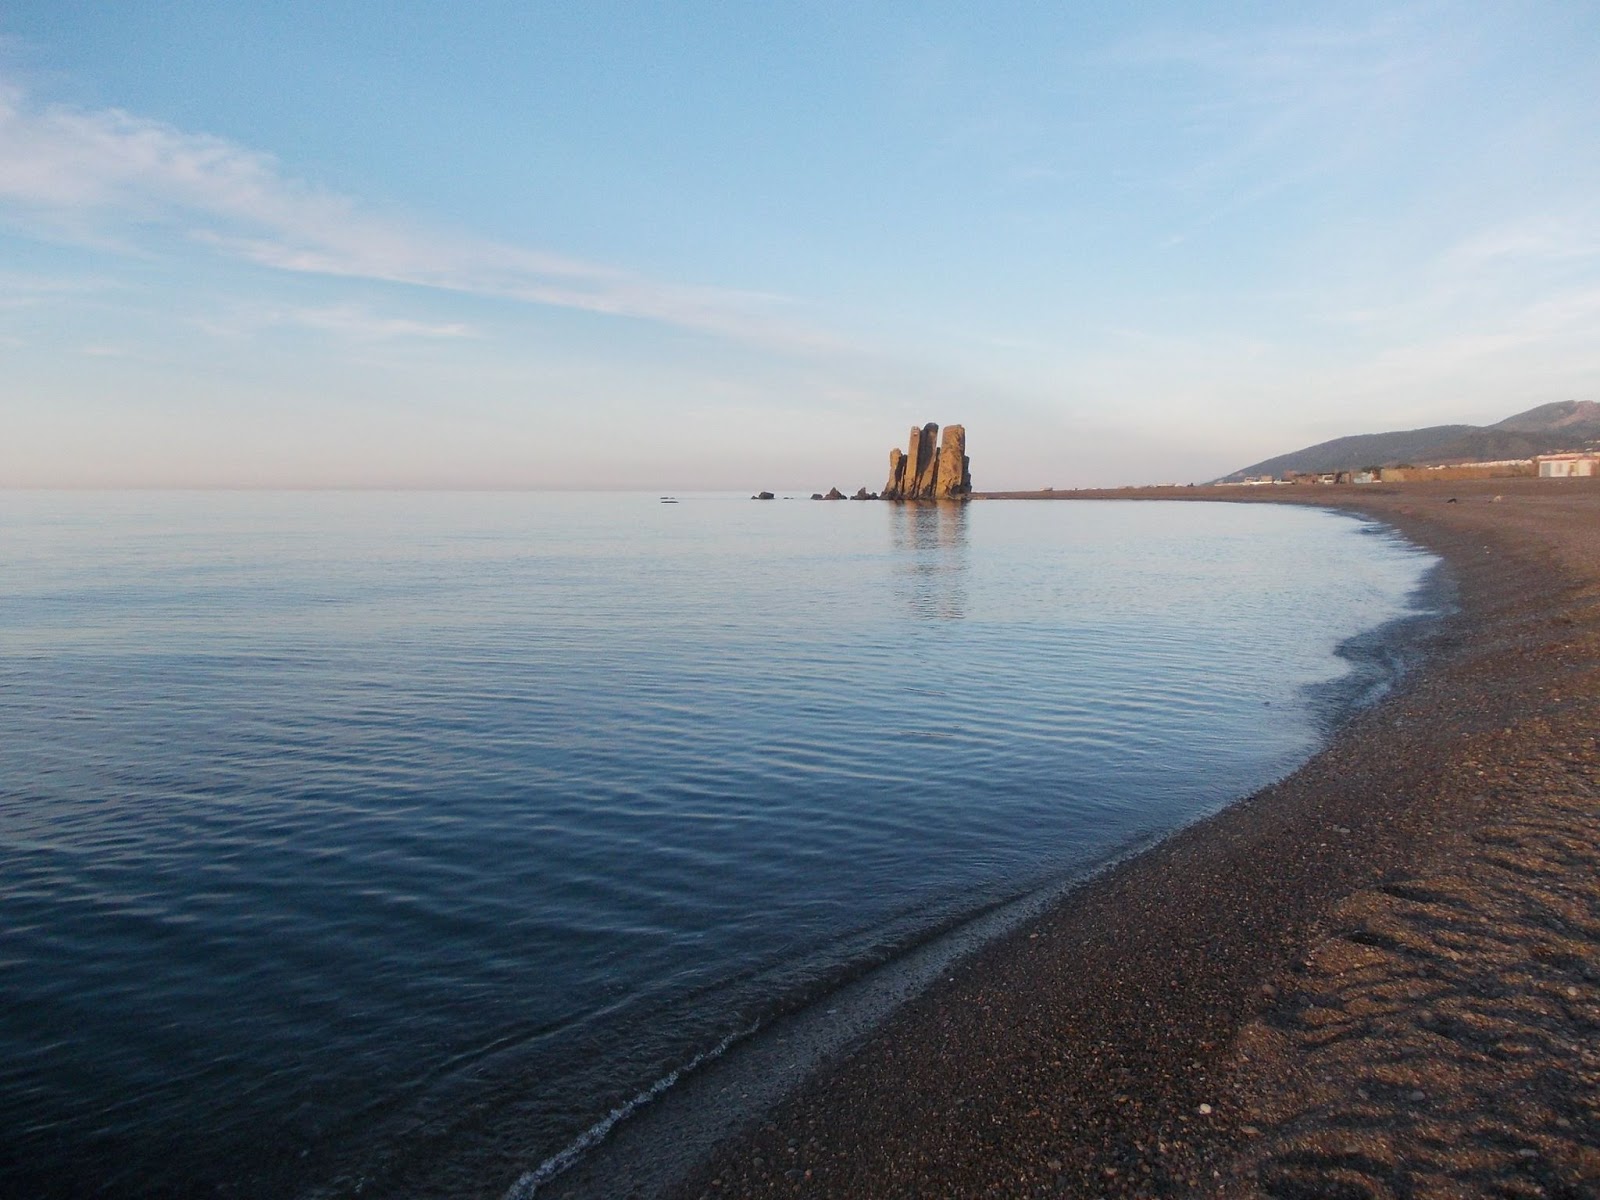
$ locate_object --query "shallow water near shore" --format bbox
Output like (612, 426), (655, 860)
(0, 492), (1439, 1198)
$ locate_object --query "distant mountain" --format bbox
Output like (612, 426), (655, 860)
(1219, 401), (1600, 482)
(1491, 399), (1600, 433)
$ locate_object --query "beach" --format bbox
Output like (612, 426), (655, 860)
(651, 478), (1600, 1199)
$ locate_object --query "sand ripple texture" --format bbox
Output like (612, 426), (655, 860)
(1204, 479), (1600, 1200)
(1219, 715), (1600, 1197)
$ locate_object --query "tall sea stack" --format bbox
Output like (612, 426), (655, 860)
(882, 423), (971, 501)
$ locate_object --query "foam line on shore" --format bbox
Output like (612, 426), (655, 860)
(532, 825), (1173, 1198)
(502, 1026), (753, 1199)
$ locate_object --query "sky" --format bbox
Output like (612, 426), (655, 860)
(1, 1), (1597, 490)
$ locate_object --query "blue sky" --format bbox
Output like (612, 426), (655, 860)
(2, 2), (1597, 488)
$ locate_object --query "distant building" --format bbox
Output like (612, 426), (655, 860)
(1535, 453), (1600, 478)
(1216, 475), (1286, 487)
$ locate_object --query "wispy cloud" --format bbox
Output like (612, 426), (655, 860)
(1317, 208), (1600, 331)
(1372, 285), (1600, 372)
(0, 268), (119, 308)
(278, 304), (477, 341)
(1442, 217), (1600, 269)
(1100, 6), (1465, 225)
(1108, 6), (1453, 118)
(0, 81), (836, 349)
(194, 302), (479, 343)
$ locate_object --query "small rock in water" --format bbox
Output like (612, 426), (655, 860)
(1407, 1090), (1427, 1102)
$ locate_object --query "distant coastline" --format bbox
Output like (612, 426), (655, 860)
(973, 475), (1593, 501)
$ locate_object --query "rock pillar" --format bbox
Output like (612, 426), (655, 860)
(881, 422), (971, 501)
(910, 422), (941, 497)
(885, 448), (906, 498)
(934, 425), (969, 499)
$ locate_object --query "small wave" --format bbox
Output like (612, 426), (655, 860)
(501, 1024), (756, 1199)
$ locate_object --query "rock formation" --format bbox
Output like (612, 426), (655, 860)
(904, 423), (933, 497)
(882, 423), (971, 501)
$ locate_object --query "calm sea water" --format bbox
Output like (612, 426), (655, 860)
(0, 492), (1439, 1198)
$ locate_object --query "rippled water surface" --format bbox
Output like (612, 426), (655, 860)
(0, 492), (1438, 1197)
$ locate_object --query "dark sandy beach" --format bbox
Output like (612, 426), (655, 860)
(652, 478), (1600, 1200)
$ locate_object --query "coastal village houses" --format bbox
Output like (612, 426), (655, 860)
(1251, 457), (1599, 485)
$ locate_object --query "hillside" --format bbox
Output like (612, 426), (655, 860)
(1220, 401), (1600, 482)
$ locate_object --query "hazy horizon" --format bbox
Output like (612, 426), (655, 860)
(3, 3), (1597, 490)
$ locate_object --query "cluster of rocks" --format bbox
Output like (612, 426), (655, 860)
(883, 423), (970, 501)
(750, 488), (877, 499)
(750, 422), (970, 501)
(751, 488), (877, 499)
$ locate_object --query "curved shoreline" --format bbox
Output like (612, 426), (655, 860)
(643, 478), (1600, 1198)
(529, 503), (1442, 1199)
(531, 505), (1447, 1200)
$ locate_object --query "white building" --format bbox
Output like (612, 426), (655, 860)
(1535, 453), (1600, 478)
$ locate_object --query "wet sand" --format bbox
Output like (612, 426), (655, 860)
(661, 478), (1600, 1199)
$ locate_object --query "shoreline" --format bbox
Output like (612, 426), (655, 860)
(633, 477), (1600, 1198)
(533, 497), (1444, 1200)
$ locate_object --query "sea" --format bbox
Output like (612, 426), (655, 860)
(0, 491), (1443, 1199)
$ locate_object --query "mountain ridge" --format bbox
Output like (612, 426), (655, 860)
(1220, 401), (1600, 482)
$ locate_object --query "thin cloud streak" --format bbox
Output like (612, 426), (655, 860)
(279, 304), (477, 342)
(1099, 6), (1463, 222)
(1443, 218), (1600, 269)
(192, 302), (480, 343)
(0, 81), (839, 351)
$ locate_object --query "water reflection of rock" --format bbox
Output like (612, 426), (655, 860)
(889, 502), (969, 620)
